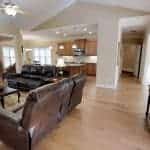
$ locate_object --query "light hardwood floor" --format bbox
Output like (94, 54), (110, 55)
(1, 75), (150, 150)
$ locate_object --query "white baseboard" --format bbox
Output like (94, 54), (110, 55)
(96, 84), (117, 89)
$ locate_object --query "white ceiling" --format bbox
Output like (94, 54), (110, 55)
(80, 0), (150, 13)
(120, 15), (150, 33)
(0, 0), (76, 30)
(0, 0), (150, 40)
(23, 24), (97, 41)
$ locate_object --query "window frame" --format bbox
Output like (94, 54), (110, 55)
(2, 46), (16, 69)
(32, 47), (52, 65)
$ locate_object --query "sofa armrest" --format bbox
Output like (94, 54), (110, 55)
(40, 77), (51, 82)
(0, 108), (22, 123)
(6, 73), (21, 79)
(0, 108), (30, 150)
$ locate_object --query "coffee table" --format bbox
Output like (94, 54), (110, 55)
(0, 87), (20, 109)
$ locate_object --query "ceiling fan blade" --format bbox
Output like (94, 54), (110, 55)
(17, 9), (25, 14)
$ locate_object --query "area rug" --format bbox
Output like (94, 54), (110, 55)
(0, 92), (28, 112)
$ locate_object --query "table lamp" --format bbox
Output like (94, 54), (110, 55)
(56, 57), (66, 76)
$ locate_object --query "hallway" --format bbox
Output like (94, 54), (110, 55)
(1, 76), (150, 150)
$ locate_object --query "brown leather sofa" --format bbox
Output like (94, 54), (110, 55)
(0, 74), (86, 150)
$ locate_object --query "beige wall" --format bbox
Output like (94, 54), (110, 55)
(97, 19), (119, 88)
(0, 17), (23, 73)
(141, 28), (150, 84)
(23, 40), (58, 65)
(122, 44), (138, 73)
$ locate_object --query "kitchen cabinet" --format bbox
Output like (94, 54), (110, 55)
(85, 40), (97, 56)
(57, 41), (73, 56)
(57, 42), (65, 55)
(86, 63), (96, 76)
(64, 64), (96, 76)
(74, 39), (86, 49)
(57, 39), (97, 56)
(64, 65), (86, 76)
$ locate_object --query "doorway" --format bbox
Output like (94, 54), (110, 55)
(121, 44), (142, 78)
(120, 31), (144, 79)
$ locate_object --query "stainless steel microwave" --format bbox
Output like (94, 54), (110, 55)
(73, 49), (85, 56)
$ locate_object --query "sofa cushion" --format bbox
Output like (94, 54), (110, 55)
(21, 74), (42, 80)
(69, 74), (86, 111)
(7, 65), (58, 91)
(30, 65), (43, 75)
(42, 65), (56, 77)
(21, 78), (73, 144)
(21, 65), (31, 74)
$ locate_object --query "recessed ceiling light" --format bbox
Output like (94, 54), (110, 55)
(25, 49), (32, 52)
(83, 28), (87, 32)
(56, 31), (60, 34)
(64, 33), (67, 37)
(49, 46), (53, 49)
(89, 32), (92, 35)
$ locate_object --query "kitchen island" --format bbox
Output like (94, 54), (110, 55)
(62, 63), (96, 76)
(63, 63), (86, 76)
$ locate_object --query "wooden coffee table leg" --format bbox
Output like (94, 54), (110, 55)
(17, 91), (21, 103)
(146, 96), (150, 119)
(0, 96), (5, 109)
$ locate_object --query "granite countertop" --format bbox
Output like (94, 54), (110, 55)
(65, 63), (85, 67)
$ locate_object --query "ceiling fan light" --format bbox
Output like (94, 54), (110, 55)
(5, 6), (17, 16)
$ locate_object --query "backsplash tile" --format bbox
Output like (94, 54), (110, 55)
(63, 56), (97, 64)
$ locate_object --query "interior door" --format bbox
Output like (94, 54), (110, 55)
(134, 45), (142, 77)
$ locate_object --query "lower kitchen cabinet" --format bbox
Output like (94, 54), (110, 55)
(86, 63), (96, 76)
(63, 63), (96, 76)
(64, 65), (86, 76)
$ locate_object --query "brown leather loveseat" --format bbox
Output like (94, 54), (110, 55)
(0, 74), (86, 150)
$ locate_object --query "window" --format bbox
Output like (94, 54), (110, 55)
(2, 47), (16, 68)
(33, 47), (52, 65)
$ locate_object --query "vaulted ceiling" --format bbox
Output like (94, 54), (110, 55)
(79, 0), (150, 13)
(0, 0), (150, 40)
(0, 0), (76, 30)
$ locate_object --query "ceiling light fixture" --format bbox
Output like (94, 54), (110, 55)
(25, 49), (32, 52)
(56, 31), (60, 34)
(89, 32), (92, 35)
(49, 46), (53, 49)
(83, 28), (87, 32)
(4, 5), (17, 16)
(64, 33), (67, 37)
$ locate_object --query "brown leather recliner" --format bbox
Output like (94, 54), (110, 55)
(0, 74), (86, 150)
(69, 74), (86, 111)
(21, 78), (74, 148)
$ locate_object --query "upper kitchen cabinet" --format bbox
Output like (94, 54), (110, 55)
(57, 41), (73, 56)
(85, 39), (97, 56)
(57, 42), (65, 55)
(74, 39), (86, 49)
(57, 39), (97, 56)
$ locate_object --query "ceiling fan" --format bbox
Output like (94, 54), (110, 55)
(0, 0), (25, 16)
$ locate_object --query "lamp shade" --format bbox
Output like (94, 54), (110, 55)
(56, 57), (66, 67)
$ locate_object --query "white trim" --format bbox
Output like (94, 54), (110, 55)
(96, 84), (117, 89)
